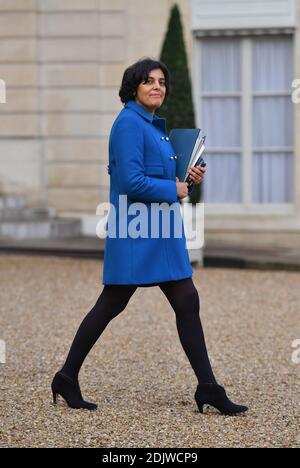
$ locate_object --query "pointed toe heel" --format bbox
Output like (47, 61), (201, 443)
(195, 383), (248, 416)
(51, 371), (97, 410)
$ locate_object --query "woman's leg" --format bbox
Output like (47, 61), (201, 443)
(60, 284), (138, 381)
(159, 277), (217, 385)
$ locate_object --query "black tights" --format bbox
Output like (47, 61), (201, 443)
(60, 278), (217, 385)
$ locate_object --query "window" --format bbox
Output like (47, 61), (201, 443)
(197, 34), (294, 210)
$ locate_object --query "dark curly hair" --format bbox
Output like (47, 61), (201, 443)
(119, 57), (171, 104)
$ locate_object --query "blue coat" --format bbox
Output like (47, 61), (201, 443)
(102, 99), (193, 285)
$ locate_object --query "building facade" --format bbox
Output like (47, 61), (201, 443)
(0, 0), (299, 247)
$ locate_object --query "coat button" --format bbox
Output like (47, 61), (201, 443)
(160, 136), (165, 141)
(165, 137), (170, 141)
(174, 155), (178, 160)
(170, 156), (174, 160)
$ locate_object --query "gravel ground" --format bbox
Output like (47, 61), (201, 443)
(0, 254), (299, 448)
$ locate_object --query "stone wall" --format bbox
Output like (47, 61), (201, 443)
(0, 0), (191, 216)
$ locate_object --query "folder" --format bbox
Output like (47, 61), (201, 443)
(169, 128), (206, 191)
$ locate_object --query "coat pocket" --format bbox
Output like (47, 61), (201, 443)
(144, 164), (164, 176)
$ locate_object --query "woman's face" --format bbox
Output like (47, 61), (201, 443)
(135, 68), (166, 115)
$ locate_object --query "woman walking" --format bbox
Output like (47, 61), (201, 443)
(51, 58), (248, 416)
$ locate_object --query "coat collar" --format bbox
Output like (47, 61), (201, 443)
(124, 99), (167, 133)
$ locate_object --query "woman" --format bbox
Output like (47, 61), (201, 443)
(51, 58), (248, 416)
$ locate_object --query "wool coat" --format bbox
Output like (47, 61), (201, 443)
(102, 99), (193, 285)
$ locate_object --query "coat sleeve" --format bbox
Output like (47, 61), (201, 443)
(112, 117), (178, 204)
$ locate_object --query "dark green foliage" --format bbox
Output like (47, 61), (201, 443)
(158, 3), (202, 204)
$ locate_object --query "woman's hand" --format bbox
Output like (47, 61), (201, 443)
(188, 165), (206, 184)
(176, 177), (189, 199)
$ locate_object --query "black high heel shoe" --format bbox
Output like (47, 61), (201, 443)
(51, 371), (97, 410)
(195, 383), (248, 416)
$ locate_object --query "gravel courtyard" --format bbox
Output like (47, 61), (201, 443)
(0, 254), (299, 448)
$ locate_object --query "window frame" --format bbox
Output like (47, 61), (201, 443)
(192, 32), (296, 215)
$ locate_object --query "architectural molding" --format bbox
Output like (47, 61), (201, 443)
(191, 0), (296, 32)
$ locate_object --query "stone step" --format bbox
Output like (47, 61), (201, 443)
(0, 207), (56, 221)
(0, 194), (27, 210)
(0, 217), (82, 240)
